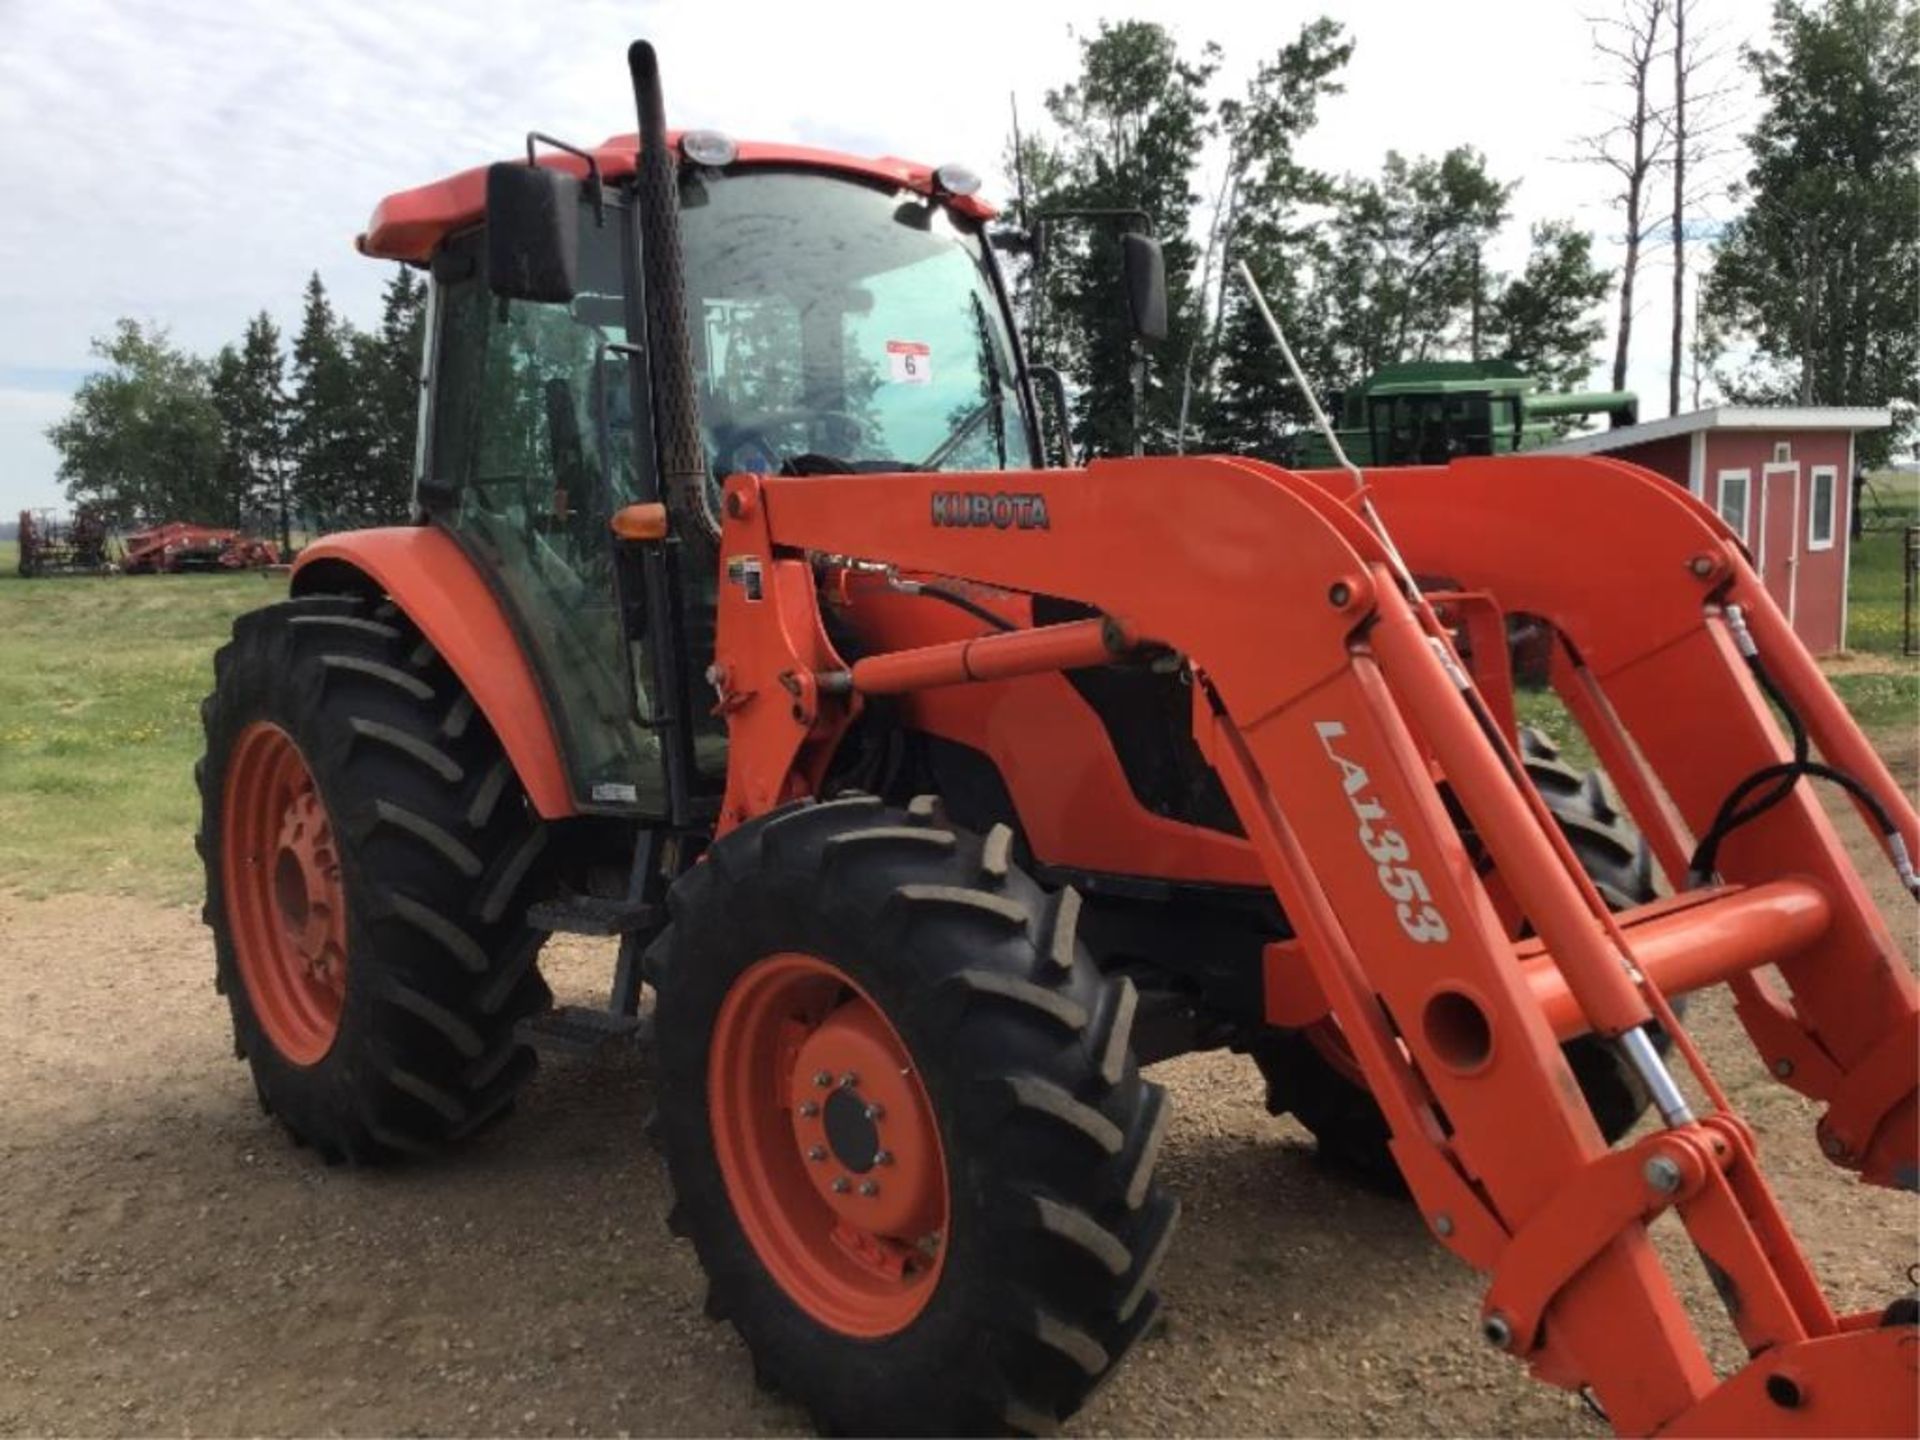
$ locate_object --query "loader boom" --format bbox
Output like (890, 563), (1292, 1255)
(710, 450), (1918, 1435)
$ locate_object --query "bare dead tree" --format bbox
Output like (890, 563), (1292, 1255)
(1581, 0), (1672, 394)
(1664, 0), (1739, 414)
(1651, 1), (1743, 416)
(1669, 0), (1690, 413)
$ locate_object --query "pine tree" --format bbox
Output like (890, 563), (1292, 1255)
(288, 272), (357, 531)
(359, 266), (428, 523)
(210, 311), (290, 542)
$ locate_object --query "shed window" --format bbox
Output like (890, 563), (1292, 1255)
(1717, 469), (1751, 543)
(1808, 465), (1837, 550)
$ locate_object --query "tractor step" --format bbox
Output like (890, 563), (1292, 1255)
(526, 894), (661, 936)
(515, 1006), (649, 1061)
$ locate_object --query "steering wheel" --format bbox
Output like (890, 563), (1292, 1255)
(724, 408), (867, 460)
(465, 473), (545, 517)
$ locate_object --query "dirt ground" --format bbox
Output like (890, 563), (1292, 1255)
(2, 762), (1916, 1437)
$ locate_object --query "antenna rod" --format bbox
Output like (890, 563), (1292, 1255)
(1232, 258), (1359, 485)
(1234, 259), (1426, 594)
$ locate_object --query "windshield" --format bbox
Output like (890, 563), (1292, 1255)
(678, 170), (1034, 476)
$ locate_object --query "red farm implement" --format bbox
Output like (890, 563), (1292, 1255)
(120, 521), (280, 575)
(16, 507), (112, 576)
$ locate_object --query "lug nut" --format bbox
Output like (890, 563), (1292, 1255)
(859, 1180), (879, 1197)
(839, 1072), (859, 1088)
(831, 1176), (851, 1194)
(874, 1149), (893, 1166)
(798, 1100), (819, 1118)
(863, 1103), (885, 1121)
(812, 1071), (832, 1088)
(807, 1145), (827, 1162)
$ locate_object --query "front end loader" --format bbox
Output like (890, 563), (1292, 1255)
(198, 40), (1918, 1437)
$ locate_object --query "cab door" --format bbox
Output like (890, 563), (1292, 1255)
(419, 202), (666, 814)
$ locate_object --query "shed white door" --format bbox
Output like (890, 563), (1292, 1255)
(1758, 462), (1800, 623)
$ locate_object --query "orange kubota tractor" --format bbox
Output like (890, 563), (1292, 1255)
(199, 42), (1918, 1437)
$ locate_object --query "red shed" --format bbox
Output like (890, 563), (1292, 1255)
(1541, 405), (1891, 654)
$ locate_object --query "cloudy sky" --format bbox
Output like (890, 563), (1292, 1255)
(0, 0), (1775, 513)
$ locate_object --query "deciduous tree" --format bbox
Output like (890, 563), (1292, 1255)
(1489, 221), (1615, 390)
(1704, 0), (1918, 461)
(1022, 21), (1217, 457)
(47, 320), (224, 527)
(1190, 18), (1352, 453)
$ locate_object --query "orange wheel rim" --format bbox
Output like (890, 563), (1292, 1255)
(709, 952), (949, 1337)
(221, 722), (348, 1066)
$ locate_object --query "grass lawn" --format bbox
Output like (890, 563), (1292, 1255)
(1829, 467), (1916, 730)
(0, 568), (268, 900)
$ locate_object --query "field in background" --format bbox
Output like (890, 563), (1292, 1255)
(1846, 467), (1919, 653)
(0, 569), (264, 899)
(0, 482), (1913, 900)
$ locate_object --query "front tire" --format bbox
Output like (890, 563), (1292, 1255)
(198, 594), (553, 1162)
(648, 795), (1178, 1435)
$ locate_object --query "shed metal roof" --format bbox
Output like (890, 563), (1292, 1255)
(1539, 404), (1892, 455)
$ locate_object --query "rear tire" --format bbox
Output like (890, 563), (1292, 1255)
(647, 795), (1178, 1435)
(198, 593), (553, 1162)
(1252, 726), (1667, 1186)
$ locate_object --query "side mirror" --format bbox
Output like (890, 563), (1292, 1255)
(1121, 232), (1168, 344)
(485, 163), (580, 303)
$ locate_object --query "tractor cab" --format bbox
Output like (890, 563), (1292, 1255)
(377, 136), (1048, 818)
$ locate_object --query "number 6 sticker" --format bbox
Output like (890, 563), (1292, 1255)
(887, 340), (932, 385)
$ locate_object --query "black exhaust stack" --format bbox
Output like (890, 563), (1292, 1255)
(627, 41), (715, 544)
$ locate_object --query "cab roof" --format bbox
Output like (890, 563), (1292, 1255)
(359, 132), (998, 263)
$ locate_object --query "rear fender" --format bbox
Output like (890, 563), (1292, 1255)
(291, 527), (576, 819)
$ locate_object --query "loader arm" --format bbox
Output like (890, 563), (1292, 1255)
(709, 452), (1918, 1437)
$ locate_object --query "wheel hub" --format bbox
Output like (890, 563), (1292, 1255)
(221, 722), (349, 1066)
(707, 951), (950, 1337)
(787, 1000), (944, 1239)
(822, 1088), (880, 1173)
(272, 790), (344, 987)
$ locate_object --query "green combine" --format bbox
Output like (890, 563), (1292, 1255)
(1291, 360), (1638, 468)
